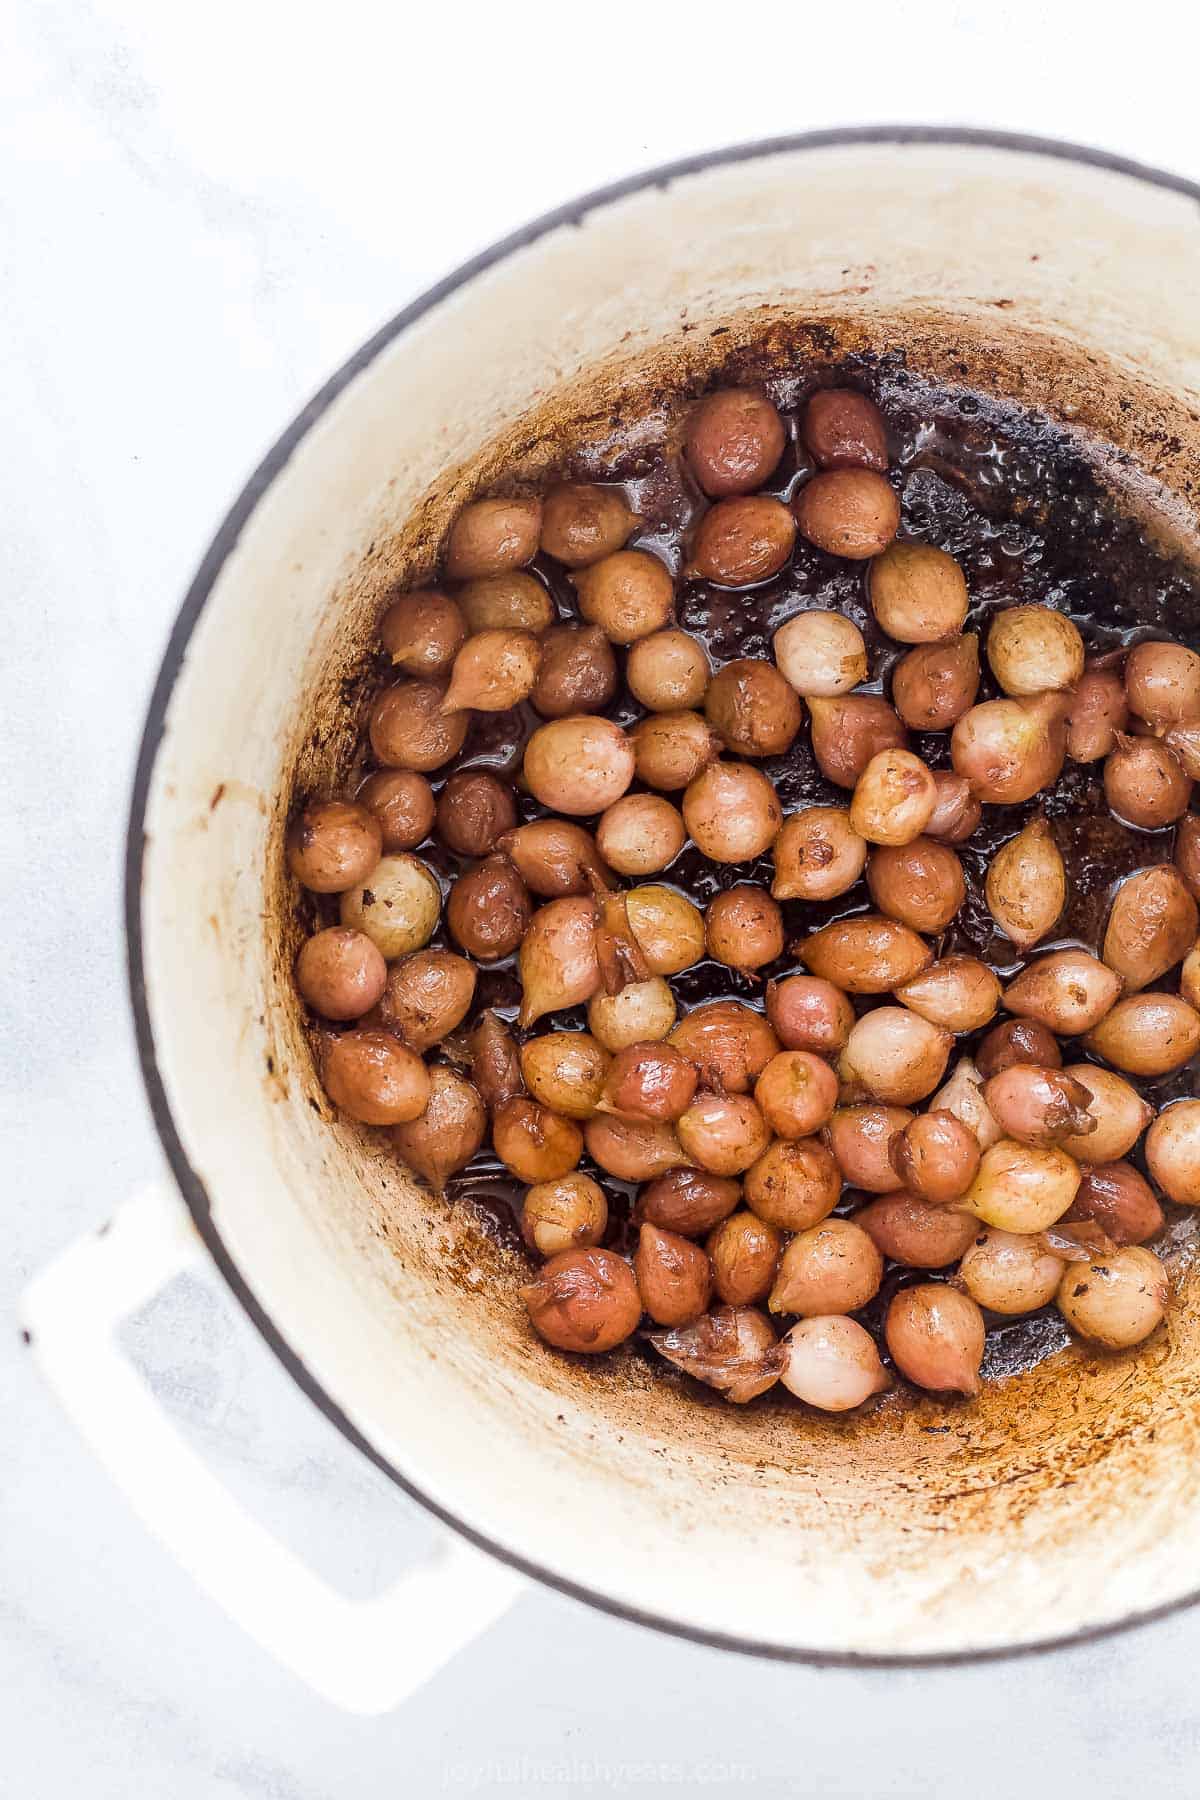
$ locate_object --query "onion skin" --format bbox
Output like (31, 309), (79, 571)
(470, 1011), (525, 1113)
(1101, 864), (1198, 992)
(497, 820), (613, 898)
(768, 1220), (883, 1318)
(1176, 815), (1200, 900)
(1082, 993), (1200, 1076)
(634, 1224), (713, 1327)
(856, 1194), (979, 1268)
(985, 817), (1065, 951)
(838, 1008), (952, 1106)
(885, 1285), (985, 1396)
(1064, 1160), (1165, 1245)
(650, 1305), (783, 1403)
(796, 914), (932, 993)
(1146, 1099), (1200, 1205)
(517, 897), (602, 1030)
(1058, 1064), (1152, 1163)
(521, 1248), (641, 1354)
(1002, 951), (1123, 1036)
(951, 693), (1069, 805)
(957, 1228), (1065, 1315)
(961, 1139), (1081, 1233)
(982, 1067), (1097, 1148)
(807, 695), (908, 789)
(895, 957), (1001, 1033)
(1056, 1247), (1168, 1349)
(707, 1211), (783, 1306)
(925, 771), (982, 844)
(780, 1316), (890, 1412)
(931, 1057), (1003, 1151)
(824, 1105), (915, 1192)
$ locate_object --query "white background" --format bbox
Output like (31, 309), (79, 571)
(6, 1), (1200, 1794)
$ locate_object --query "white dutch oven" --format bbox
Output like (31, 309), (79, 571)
(23, 129), (1200, 1713)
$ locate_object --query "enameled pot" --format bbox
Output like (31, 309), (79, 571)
(23, 129), (1200, 1711)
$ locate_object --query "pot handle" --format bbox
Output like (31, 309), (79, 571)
(19, 1183), (524, 1714)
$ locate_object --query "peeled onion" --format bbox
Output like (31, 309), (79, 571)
(677, 1094), (772, 1177)
(951, 693), (1070, 804)
(987, 604), (1084, 696)
(961, 1138), (1080, 1232)
(588, 977), (677, 1050)
(779, 1317), (889, 1411)
(885, 1285), (985, 1395)
(625, 884), (705, 975)
(849, 749), (937, 846)
(1145, 1099), (1200, 1205)
(985, 816), (1065, 950)
(930, 1057), (1003, 1151)
(339, 854), (441, 960)
(1002, 950), (1123, 1036)
(797, 914), (931, 993)
(838, 1007), (952, 1106)
(769, 1220), (882, 1318)
(957, 1228), (1065, 1315)
(772, 611), (868, 697)
(772, 807), (867, 901)
(1056, 1247), (1168, 1348)
(1058, 1063), (1152, 1163)
(1101, 864), (1198, 992)
(982, 1066), (1097, 1148)
(895, 956), (1000, 1033)
(517, 896), (601, 1029)
(1083, 992), (1200, 1075)
(824, 1105), (914, 1192)
(649, 1305), (783, 1404)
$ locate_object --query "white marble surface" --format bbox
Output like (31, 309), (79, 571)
(7, 1), (1200, 1792)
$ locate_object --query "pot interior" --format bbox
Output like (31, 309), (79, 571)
(139, 139), (1200, 1656)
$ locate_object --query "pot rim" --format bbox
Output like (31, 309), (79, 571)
(125, 125), (1200, 1669)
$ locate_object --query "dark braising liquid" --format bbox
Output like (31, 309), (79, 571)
(307, 353), (1200, 1394)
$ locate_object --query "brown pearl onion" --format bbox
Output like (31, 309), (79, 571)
(801, 387), (888, 471)
(794, 469), (900, 559)
(766, 976), (855, 1055)
(987, 605), (1084, 696)
(435, 772), (517, 858)
(807, 695), (908, 789)
(1177, 815), (1200, 899)
(1068, 669), (1128, 762)
(707, 1212), (782, 1305)
(627, 630), (710, 712)
(1058, 1064), (1152, 1163)
(780, 1316), (889, 1412)
(492, 1096), (582, 1183)
(951, 693), (1069, 805)
(930, 1058), (1002, 1151)
(895, 957), (1001, 1034)
(631, 710), (720, 791)
(958, 1229), (1065, 1315)
(379, 589), (466, 677)
(1102, 864), (1198, 991)
(446, 857), (531, 962)
(855, 1195), (979, 1269)
(520, 1032), (610, 1120)
(705, 658), (803, 758)
(669, 1002), (779, 1093)
(571, 549), (674, 645)
(925, 771), (982, 844)
(682, 761), (783, 863)
(322, 1030), (430, 1126)
(685, 388), (785, 497)
(458, 572), (555, 634)
(391, 1067), (486, 1190)
(287, 801), (382, 894)
(339, 854), (441, 960)
(772, 807), (866, 902)
(522, 1174), (608, 1257)
(744, 1137), (842, 1231)
(521, 1248), (641, 1354)
(584, 1113), (686, 1183)
(635, 1225), (713, 1327)
(838, 1008), (952, 1106)
(1124, 639), (1200, 728)
(523, 716), (635, 816)
(772, 611), (868, 699)
(1083, 993), (1200, 1075)
(357, 770), (436, 854)
(1163, 723), (1200, 781)
(985, 817), (1066, 951)
(639, 1168), (741, 1239)
(369, 680), (469, 772)
(677, 1094), (772, 1178)
(961, 1139), (1080, 1233)
(890, 1111), (981, 1203)
(530, 624), (618, 719)
(886, 1285), (985, 1396)
(1056, 1247), (1168, 1349)
(824, 1106), (914, 1192)
(470, 1011), (523, 1113)
(1146, 1099), (1200, 1205)
(445, 495), (541, 580)
(689, 496), (796, 587)
(1003, 950), (1123, 1036)
(1065, 1161), (1164, 1245)
(599, 1043), (698, 1123)
(867, 838), (966, 935)
(589, 978), (677, 1051)
(650, 1305), (783, 1404)
(975, 1019), (1063, 1079)
(596, 796), (686, 877)
(754, 1051), (839, 1141)
(439, 627), (543, 714)
(371, 949), (476, 1051)
(539, 483), (641, 567)
(849, 749), (937, 846)
(769, 1219), (882, 1318)
(1104, 735), (1192, 828)
(705, 886), (784, 973)
(797, 914), (932, 994)
(891, 635), (981, 731)
(497, 820), (612, 898)
(517, 896), (601, 1030)
(868, 543), (969, 643)
(296, 928), (388, 1021)
(982, 1067), (1096, 1148)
